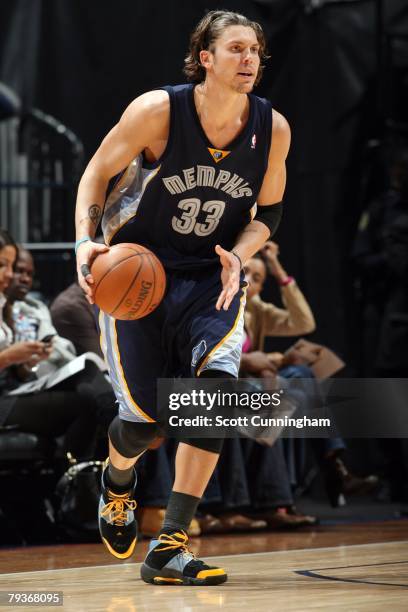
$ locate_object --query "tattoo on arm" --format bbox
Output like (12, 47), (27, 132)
(88, 204), (101, 227)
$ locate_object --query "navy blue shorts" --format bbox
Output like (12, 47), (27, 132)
(96, 266), (247, 423)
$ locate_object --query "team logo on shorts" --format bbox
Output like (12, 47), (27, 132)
(191, 339), (207, 367)
(251, 134), (257, 149)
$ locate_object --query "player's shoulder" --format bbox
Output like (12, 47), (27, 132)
(118, 89), (170, 138)
(272, 109), (290, 139)
(130, 83), (192, 112)
(270, 108), (291, 155)
(126, 89), (170, 119)
(250, 94), (290, 140)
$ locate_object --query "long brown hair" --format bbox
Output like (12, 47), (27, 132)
(0, 228), (18, 330)
(184, 10), (269, 86)
(0, 228), (17, 254)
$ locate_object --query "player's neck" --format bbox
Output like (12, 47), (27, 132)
(194, 81), (249, 133)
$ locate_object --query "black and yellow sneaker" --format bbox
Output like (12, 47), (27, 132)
(98, 467), (138, 559)
(140, 530), (227, 586)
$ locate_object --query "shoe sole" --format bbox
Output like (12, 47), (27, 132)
(101, 535), (137, 559)
(140, 563), (227, 586)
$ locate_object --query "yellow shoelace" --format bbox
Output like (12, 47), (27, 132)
(155, 531), (193, 555)
(101, 490), (137, 526)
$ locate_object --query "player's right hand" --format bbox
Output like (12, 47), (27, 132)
(215, 244), (241, 311)
(76, 240), (109, 304)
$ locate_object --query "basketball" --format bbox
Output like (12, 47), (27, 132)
(91, 243), (166, 320)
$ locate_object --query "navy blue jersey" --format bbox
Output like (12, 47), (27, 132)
(102, 84), (272, 270)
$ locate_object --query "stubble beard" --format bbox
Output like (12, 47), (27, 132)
(234, 81), (254, 94)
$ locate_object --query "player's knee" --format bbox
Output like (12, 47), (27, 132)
(183, 437), (224, 454)
(108, 416), (161, 458)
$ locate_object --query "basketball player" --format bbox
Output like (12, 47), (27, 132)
(75, 10), (290, 585)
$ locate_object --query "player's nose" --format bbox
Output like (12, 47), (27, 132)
(242, 48), (253, 63)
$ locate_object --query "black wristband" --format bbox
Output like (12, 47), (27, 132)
(231, 250), (243, 269)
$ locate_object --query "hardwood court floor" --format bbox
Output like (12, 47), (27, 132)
(0, 537), (407, 611)
(1, 520), (407, 573)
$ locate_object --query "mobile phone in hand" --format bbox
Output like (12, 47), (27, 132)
(41, 334), (55, 344)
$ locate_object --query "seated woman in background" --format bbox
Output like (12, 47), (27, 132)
(0, 228), (99, 461)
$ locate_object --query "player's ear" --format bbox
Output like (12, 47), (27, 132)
(199, 49), (212, 70)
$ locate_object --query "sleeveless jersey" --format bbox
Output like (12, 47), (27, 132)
(102, 83), (272, 270)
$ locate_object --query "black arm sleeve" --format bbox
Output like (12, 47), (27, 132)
(254, 202), (283, 238)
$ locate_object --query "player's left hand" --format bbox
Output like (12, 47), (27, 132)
(215, 244), (241, 311)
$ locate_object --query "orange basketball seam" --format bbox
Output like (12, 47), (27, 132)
(152, 254), (166, 308)
(94, 252), (144, 294)
(142, 253), (157, 317)
(109, 257), (144, 316)
(111, 243), (151, 253)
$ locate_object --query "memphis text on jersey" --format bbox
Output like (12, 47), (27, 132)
(162, 165), (253, 199)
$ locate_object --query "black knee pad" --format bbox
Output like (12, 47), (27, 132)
(199, 369), (237, 406)
(183, 437), (224, 454)
(108, 416), (161, 458)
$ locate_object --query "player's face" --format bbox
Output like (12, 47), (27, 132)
(6, 250), (34, 300)
(244, 258), (266, 300)
(208, 25), (261, 93)
(0, 245), (16, 293)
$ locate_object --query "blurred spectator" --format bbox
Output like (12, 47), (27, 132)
(376, 186), (408, 377)
(354, 142), (408, 502)
(51, 282), (103, 358)
(242, 242), (377, 508)
(353, 143), (408, 375)
(6, 247), (77, 376)
(0, 229), (98, 460)
(242, 241), (315, 359)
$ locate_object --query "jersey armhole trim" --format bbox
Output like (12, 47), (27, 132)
(265, 103), (273, 174)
